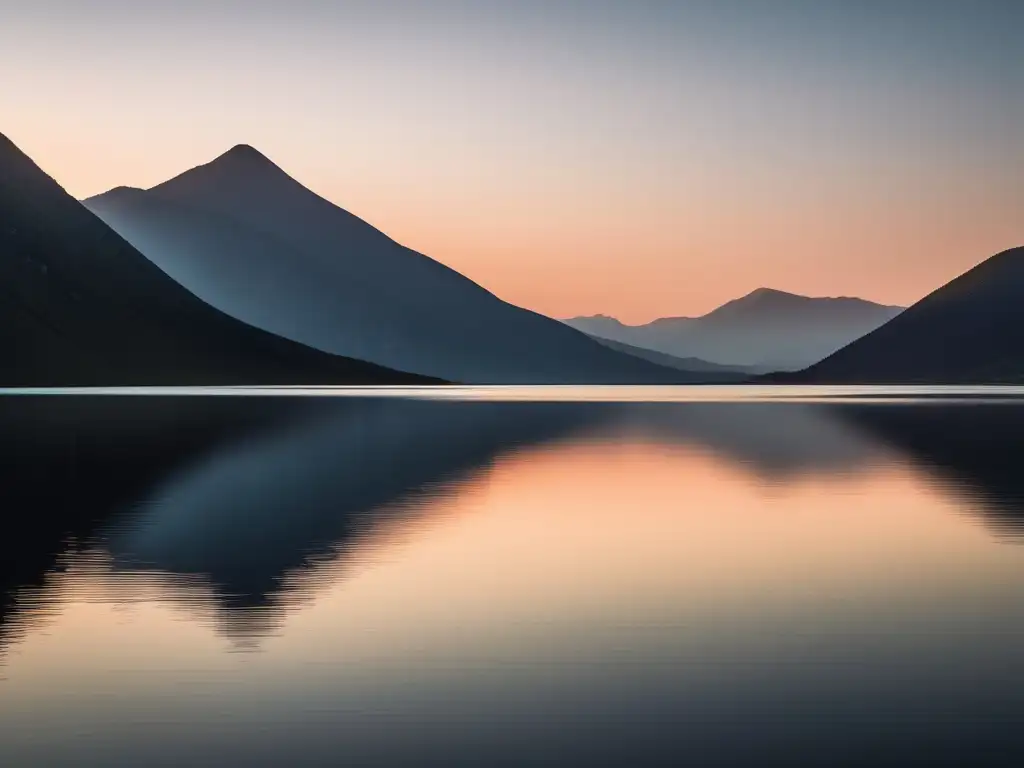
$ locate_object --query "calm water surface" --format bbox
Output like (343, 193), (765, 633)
(0, 387), (1022, 767)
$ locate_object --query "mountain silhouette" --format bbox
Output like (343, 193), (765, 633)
(565, 289), (903, 372)
(787, 246), (1024, 383)
(86, 146), (691, 384)
(0, 133), (429, 385)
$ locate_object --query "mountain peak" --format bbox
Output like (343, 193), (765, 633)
(177, 143), (285, 179)
(85, 185), (145, 205)
(202, 144), (285, 176)
(718, 287), (808, 314)
(569, 314), (622, 323)
(731, 287), (900, 311)
(148, 143), (293, 197)
(217, 144), (275, 166)
(746, 287), (798, 300)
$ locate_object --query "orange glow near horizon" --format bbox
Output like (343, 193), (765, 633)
(13, 130), (1018, 324)
(0, 435), (1015, 687)
(4, 2), (1019, 323)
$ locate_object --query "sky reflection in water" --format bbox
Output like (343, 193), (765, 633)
(0, 389), (1022, 767)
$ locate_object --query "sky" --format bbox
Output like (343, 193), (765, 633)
(2, 0), (1021, 322)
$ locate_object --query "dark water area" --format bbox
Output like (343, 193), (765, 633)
(0, 389), (1022, 767)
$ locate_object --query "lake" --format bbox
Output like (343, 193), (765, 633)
(0, 387), (1022, 767)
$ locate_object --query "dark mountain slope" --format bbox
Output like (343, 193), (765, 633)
(0, 133), (427, 385)
(794, 246), (1024, 383)
(86, 146), (690, 384)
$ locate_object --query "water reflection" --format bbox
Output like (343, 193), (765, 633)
(104, 399), (602, 643)
(833, 403), (1024, 539)
(3, 396), (1024, 654)
(0, 392), (1022, 766)
(0, 395), (315, 659)
(603, 402), (896, 478)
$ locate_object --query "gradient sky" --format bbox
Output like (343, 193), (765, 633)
(3, 0), (1021, 321)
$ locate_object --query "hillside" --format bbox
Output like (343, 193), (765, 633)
(0, 133), (427, 386)
(86, 146), (688, 384)
(793, 246), (1024, 383)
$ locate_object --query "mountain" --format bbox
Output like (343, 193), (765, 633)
(790, 246), (1024, 383)
(85, 146), (690, 384)
(564, 288), (904, 371)
(0, 133), (432, 386)
(585, 335), (755, 379)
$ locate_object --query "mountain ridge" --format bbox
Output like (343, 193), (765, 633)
(569, 289), (903, 328)
(564, 291), (904, 371)
(0, 131), (430, 386)
(787, 245), (1024, 383)
(86, 145), (699, 384)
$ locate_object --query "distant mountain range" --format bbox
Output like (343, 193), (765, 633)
(0, 133), (427, 386)
(565, 289), (905, 371)
(85, 145), (692, 384)
(788, 246), (1024, 383)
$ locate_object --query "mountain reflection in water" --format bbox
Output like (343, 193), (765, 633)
(0, 391), (1022, 767)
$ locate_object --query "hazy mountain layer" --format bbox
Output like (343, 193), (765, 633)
(565, 288), (904, 371)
